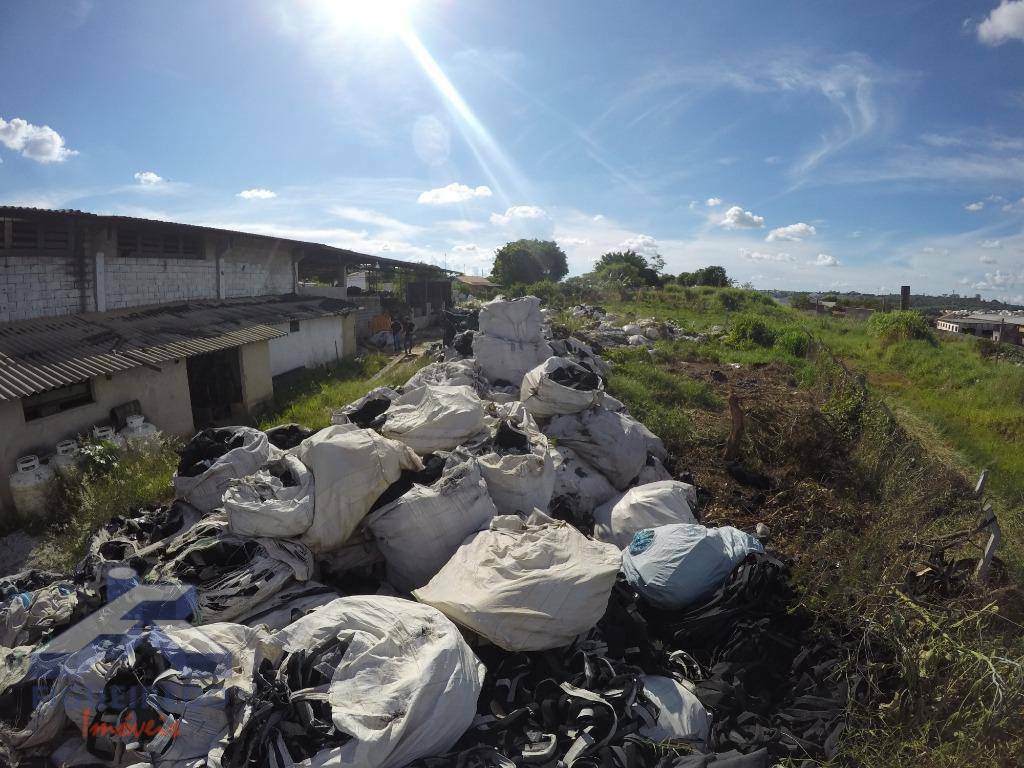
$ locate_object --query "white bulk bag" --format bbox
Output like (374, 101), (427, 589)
(476, 402), (555, 516)
(381, 384), (486, 455)
(622, 523), (764, 610)
(473, 332), (552, 387)
(413, 511), (622, 651)
(173, 427), (273, 512)
(520, 356), (605, 419)
(291, 424), (424, 553)
(551, 446), (619, 517)
(478, 295), (544, 340)
(222, 454), (314, 538)
(544, 407), (665, 490)
(640, 675), (711, 748)
(593, 480), (698, 549)
(365, 458), (498, 593)
(635, 455), (673, 485)
(331, 386), (399, 427)
(271, 596), (484, 768)
(404, 359), (489, 396)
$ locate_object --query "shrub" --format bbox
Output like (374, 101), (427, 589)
(867, 310), (935, 346)
(775, 328), (810, 357)
(728, 314), (777, 347)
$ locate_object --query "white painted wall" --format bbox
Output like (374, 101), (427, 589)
(267, 316), (347, 376)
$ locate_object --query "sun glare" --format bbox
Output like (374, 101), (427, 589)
(317, 0), (417, 37)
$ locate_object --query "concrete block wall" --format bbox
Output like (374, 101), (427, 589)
(221, 247), (294, 299)
(104, 256), (218, 309)
(0, 255), (93, 321)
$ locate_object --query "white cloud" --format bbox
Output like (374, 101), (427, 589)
(440, 219), (485, 233)
(592, 214), (606, 221)
(330, 206), (421, 238)
(719, 205), (765, 229)
(0, 116), (77, 162)
(238, 188), (277, 199)
(978, 1), (1024, 46)
(965, 200), (985, 211)
(451, 243), (481, 253)
(705, 197), (722, 207)
(134, 171), (164, 186)
(981, 239), (1002, 248)
(980, 253), (999, 264)
(765, 222), (816, 242)
(417, 182), (492, 205)
(739, 248), (795, 262)
(812, 253), (840, 267)
(764, 155), (782, 164)
(559, 237), (589, 246)
(619, 234), (659, 256)
(490, 205), (548, 225)
(920, 133), (964, 148)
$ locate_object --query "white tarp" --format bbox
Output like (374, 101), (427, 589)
(551, 446), (619, 519)
(365, 458), (498, 593)
(544, 407), (666, 490)
(639, 675), (711, 748)
(381, 384), (486, 455)
(271, 596), (484, 768)
(473, 332), (552, 387)
(413, 511), (622, 651)
(593, 480), (698, 549)
(474, 402), (555, 516)
(291, 424), (424, 553)
(173, 427), (274, 512)
(223, 454), (314, 539)
(520, 356), (605, 419)
(404, 359), (489, 396)
(621, 523), (764, 610)
(478, 295), (544, 341)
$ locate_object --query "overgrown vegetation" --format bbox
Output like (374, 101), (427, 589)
(866, 309), (936, 345)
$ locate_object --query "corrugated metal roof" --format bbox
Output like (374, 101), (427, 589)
(456, 275), (496, 287)
(0, 295), (355, 401)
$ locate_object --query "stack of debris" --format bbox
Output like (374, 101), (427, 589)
(0, 295), (855, 768)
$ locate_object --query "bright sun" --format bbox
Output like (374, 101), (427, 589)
(315, 0), (417, 37)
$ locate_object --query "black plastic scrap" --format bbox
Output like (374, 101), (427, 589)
(345, 396), (392, 429)
(265, 423), (316, 450)
(494, 419), (530, 453)
(368, 452), (448, 512)
(548, 363), (602, 392)
(177, 428), (248, 477)
(453, 329), (476, 358)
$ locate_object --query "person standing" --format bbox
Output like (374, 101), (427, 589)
(402, 316), (416, 354)
(390, 316), (402, 353)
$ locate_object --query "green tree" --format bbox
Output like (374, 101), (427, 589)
(490, 239), (567, 285)
(594, 250), (661, 287)
(693, 265), (730, 287)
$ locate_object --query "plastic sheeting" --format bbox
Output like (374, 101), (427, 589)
(331, 387), (399, 428)
(381, 385), (487, 455)
(290, 424), (424, 554)
(550, 445), (619, 525)
(413, 511), (622, 651)
(173, 427), (274, 512)
(622, 524), (764, 610)
(544, 407), (667, 490)
(520, 356), (605, 419)
(547, 336), (611, 377)
(639, 675), (712, 748)
(233, 581), (341, 631)
(223, 454), (314, 539)
(404, 359), (489, 397)
(366, 457), (497, 593)
(269, 596), (484, 768)
(593, 480), (698, 549)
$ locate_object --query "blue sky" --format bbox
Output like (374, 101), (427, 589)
(2, 1), (1024, 298)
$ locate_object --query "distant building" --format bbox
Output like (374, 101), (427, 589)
(936, 312), (1024, 345)
(0, 206), (448, 521)
(453, 274), (499, 300)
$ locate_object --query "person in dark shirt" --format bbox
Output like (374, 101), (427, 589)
(389, 316), (402, 352)
(402, 317), (416, 354)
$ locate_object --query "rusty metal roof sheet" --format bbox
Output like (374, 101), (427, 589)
(0, 294), (355, 401)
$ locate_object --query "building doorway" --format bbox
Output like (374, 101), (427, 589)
(186, 348), (244, 427)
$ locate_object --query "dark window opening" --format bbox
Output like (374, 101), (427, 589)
(187, 349), (244, 427)
(117, 228), (204, 260)
(289, 320), (301, 332)
(23, 381), (94, 421)
(11, 221), (39, 249)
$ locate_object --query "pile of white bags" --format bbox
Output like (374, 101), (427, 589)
(544, 407), (667, 490)
(473, 296), (552, 387)
(366, 457), (498, 593)
(271, 596), (484, 768)
(62, 622), (273, 765)
(548, 336), (611, 377)
(291, 424), (423, 553)
(551, 445), (619, 520)
(404, 359), (489, 396)
(233, 581), (340, 630)
(468, 401), (556, 516)
(173, 427), (274, 512)
(639, 675), (712, 748)
(593, 480), (698, 548)
(0, 578), (78, 648)
(222, 454), (314, 538)
(520, 356), (606, 419)
(413, 511), (622, 651)
(381, 384), (487, 455)
(622, 523), (764, 610)
(330, 386), (399, 427)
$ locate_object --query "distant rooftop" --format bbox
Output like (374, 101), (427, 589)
(455, 274), (496, 287)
